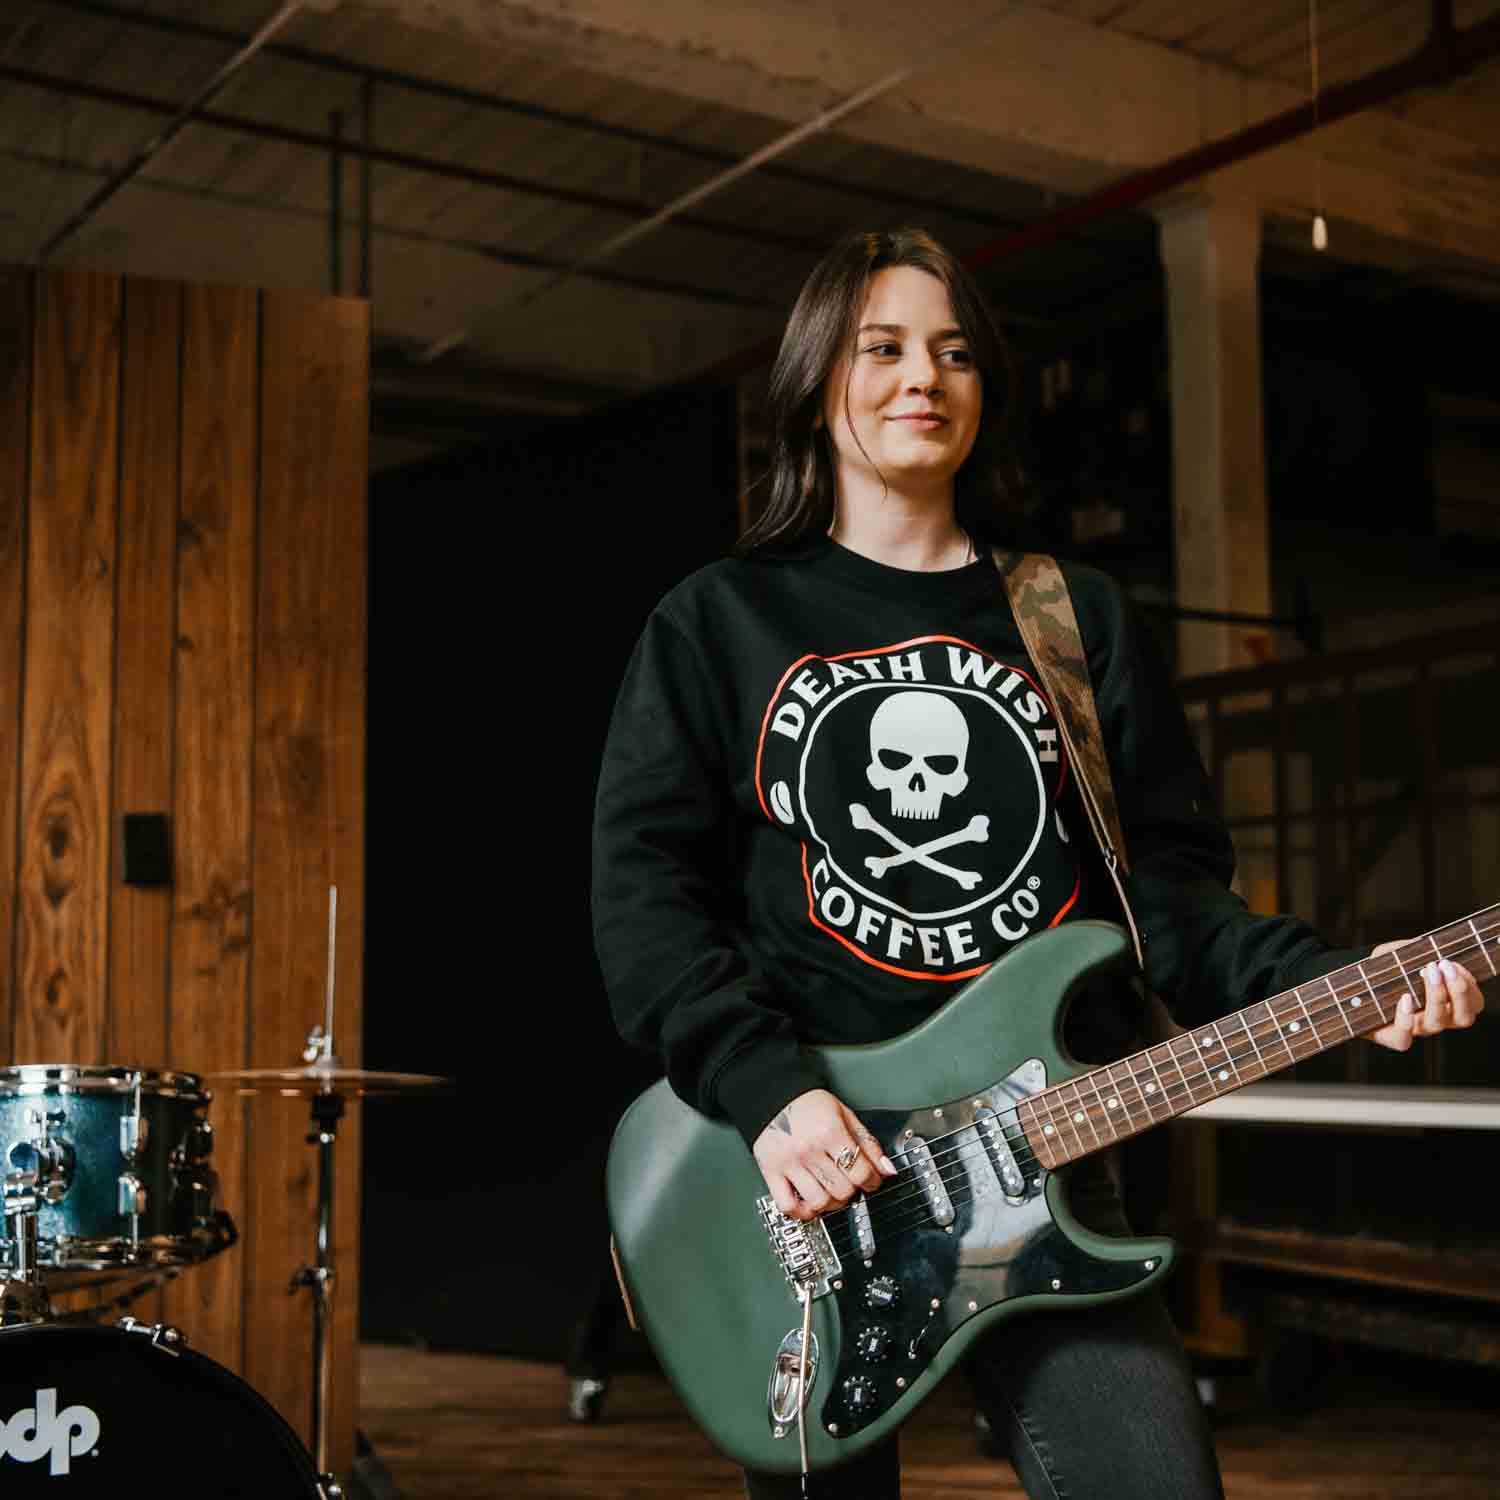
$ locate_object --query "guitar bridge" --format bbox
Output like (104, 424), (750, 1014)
(757, 1196), (842, 1301)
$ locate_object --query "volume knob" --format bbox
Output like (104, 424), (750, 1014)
(853, 1323), (891, 1363)
(840, 1374), (878, 1414)
(864, 1275), (900, 1310)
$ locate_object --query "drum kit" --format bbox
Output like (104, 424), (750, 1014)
(0, 889), (448, 1496)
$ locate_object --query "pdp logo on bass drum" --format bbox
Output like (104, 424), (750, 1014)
(0, 1389), (101, 1476)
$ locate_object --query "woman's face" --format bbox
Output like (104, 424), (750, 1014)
(821, 264), (982, 499)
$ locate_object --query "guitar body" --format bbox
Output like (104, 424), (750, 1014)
(607, 920), (1175, 1475)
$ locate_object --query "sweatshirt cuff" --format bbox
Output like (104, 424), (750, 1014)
(712, 1042), (827, 1149)
(1283, 944), (1367, 990)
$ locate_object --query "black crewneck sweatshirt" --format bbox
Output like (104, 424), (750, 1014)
(592, 541), (1359, 1147)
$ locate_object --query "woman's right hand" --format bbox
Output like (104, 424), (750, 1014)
(752, 1088), (897, 1221)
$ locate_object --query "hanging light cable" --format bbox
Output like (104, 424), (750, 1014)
(1310, 0), (1328, 250)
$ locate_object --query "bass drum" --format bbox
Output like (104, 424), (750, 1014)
(0, 1323), (331, 1496)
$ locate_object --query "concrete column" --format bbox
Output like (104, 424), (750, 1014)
(1155, 190), (1271, 678)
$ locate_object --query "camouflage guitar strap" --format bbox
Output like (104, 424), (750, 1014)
(994, 550), (1146, 972)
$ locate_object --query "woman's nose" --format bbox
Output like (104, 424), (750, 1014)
(904, 356), (940, 393)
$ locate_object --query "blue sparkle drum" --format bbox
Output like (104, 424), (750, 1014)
(0, 1067), (233, 1284)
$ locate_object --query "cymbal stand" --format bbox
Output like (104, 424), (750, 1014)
(290, 886), (342, 1474)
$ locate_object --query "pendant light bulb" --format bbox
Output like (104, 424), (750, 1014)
(1312, 214), (1328, 251)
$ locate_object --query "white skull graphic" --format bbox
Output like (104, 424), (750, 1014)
(866, 692), (970, 820)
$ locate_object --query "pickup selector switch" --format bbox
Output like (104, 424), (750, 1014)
(841, 1375), (878, 1414)
(853, 1323), (891, 1363)
(864, 1275), (900, 1311)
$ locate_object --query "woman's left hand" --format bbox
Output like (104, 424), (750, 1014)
(1366, 942), (1485, 1051)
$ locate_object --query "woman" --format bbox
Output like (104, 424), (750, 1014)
(590, 227), (1483, 1498)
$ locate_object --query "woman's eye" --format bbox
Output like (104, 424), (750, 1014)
(864, 343), (900, 357)
(941, 348), (973, 366)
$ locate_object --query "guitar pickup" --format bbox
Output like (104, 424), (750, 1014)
(899, 1136), (954, 1227)
(974, 1106), (1027, 1200)
(850, 1196), (876, 1261)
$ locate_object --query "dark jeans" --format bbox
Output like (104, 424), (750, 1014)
(744, 1163), (1224, 1500)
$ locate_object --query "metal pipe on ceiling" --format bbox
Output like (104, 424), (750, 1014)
(2, 62), (829, 262)
(36, 0), (1034, 239)
(961, 0), (1498, 272)
(693, 0), (1500, 387)
(36, 0), (306, 260)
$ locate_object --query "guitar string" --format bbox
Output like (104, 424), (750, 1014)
(828, 917), (1500, 1230)
(816, 922), (1497, 1253)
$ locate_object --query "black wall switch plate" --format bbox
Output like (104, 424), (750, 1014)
(122, 812), (172, 887)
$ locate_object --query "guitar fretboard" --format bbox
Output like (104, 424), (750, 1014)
(1018, 902), (1500, 1169)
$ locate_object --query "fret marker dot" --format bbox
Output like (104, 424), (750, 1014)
(1145, 1083), (1157, 1094)
(1106, 1098), (1119, 1110)
(1073, 1111), (1085, 1123)
(1217, 1069), (1229, 1082)
(1043, 1124), (1056, 1136)
(1289, 1021), (1301, 1033)
(1200, 1035), (1215, 1048)
(1352, 996), (1363, 1007)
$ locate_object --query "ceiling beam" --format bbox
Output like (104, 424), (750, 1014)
(32, 0), (1037, 237)
(357, 0), (1500, 270)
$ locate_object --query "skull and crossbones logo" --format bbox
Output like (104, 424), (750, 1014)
(855, 692), (989, 889)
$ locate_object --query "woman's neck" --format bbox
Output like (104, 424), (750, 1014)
(828, 488), (973, 573)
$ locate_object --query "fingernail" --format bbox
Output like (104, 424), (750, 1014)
(1399, 993), (1414, 1016)
(1424, 963), (1439, 983)
(1440, 959), (1458, 978)
(879, 1155), (897, 1176)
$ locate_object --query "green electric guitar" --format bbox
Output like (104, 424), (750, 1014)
(606, 905), (1498, 1475)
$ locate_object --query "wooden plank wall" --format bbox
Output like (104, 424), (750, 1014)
(0, 266), (368, 1478)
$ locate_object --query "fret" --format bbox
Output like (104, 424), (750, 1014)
(1171, 1033), (1211, 1104)
(1026, 1092), (1063, 1166)
(1262, 996), (1298, 1067)
(1427, 933), (1444, 967)
(1206, 1021), (1243, 1091)
(1389, 944), (1418, 1003)
(1104, 1061), (1145, 1133)
(1290, 985), (1322, 1054)
(1325, 974), (1356, 1037)
(1063, 1081), (1097, 1154)
(1353, 959), (1389, 1025)
(1081, 1073), (1120, 1141)
(1140, 1045), (1172, 1118)
(1235, 1007), (1271, 1076)
(1470, 917), (1498, 978)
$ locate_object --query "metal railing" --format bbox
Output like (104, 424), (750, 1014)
(1177, 622), (1499, 1088)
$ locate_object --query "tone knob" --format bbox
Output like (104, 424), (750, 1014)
(864, 1275), (900, 1310)
(853, 1323), (890, 1363)
(840, 1374), (878, 1414)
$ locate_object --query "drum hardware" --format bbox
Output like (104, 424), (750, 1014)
(117, 1314), (186, 1354)
(1, 1145), (52, 1327)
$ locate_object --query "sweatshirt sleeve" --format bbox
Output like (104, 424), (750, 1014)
(1081, 576), (1363, 1027)
(592, 606), (825, 1146)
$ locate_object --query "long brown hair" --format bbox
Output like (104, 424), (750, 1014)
(736, 227), (1026, 556)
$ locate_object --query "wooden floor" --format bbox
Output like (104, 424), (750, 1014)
(358, 1342), (1500, 1498)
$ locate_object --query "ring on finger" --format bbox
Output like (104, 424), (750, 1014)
(833, 1145), (858, 1173)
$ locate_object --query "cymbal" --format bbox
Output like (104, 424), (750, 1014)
(208, 1065), (450, 1098)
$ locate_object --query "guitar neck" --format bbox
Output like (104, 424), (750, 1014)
(1020, 901), (1500, 1170)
